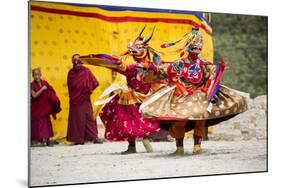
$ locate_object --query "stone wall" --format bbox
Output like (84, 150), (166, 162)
(209, 95), (267, 141)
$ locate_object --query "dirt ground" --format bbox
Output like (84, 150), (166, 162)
(30, 139), (267, 187)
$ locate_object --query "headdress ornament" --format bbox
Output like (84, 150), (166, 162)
(160, 28), (203, 57)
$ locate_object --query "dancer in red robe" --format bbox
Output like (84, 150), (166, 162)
(78, 27), (162, 154)
(66, 54), (103, 144)
(31, 68), (61, 146)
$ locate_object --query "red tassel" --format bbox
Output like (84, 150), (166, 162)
(160, 42), (175, 48)
(160, 44), (168, 48)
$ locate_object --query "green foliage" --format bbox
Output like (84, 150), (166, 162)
(211, 13), (267, 97)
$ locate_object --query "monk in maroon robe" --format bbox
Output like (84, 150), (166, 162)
(67, 54), (103, 144)
(31, 68), (61, 146)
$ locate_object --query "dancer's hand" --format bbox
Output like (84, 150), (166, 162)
(220, 59), (230, 70)
(118, 63), (127, 71)
(136, 63), (150, 70)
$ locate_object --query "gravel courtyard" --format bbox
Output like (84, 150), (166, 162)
(30, 95), (267, 187)
(30, 139), (267, 187)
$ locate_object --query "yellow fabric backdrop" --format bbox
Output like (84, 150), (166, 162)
(30, 1), (213, 142)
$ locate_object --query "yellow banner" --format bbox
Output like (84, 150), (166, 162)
(30, 1), (213, 142)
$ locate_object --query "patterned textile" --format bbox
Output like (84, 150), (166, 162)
(140, 56), (248, 123)
(100, 94), (159, 141)
(99, 64), (159, 141)
(141, 85), (247, 121)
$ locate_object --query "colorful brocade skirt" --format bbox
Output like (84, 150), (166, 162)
(100, 89), (159, 141)
(140, 85), (248, 125)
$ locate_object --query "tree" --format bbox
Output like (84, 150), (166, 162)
(211, 13), (267, 97)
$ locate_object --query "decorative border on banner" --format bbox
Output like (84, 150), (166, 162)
(31, 5), (212, 36)
(64, 3), (212, 26)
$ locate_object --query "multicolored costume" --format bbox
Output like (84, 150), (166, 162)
(140, 58), (246, 121)
(79, 27), (161, 153)
(99, 64), (159, 142)
(138, 28), (248, 154)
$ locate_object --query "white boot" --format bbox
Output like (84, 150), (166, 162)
(142, 137), (153, 153)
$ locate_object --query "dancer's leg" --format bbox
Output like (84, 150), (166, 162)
(142, 136), (153, 153)
(169, 121), (186, 154)
(193, 120), (206, 154)
(121, 140), (137, 154)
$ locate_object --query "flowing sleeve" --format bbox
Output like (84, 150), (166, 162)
(111, 63), (137, 77)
